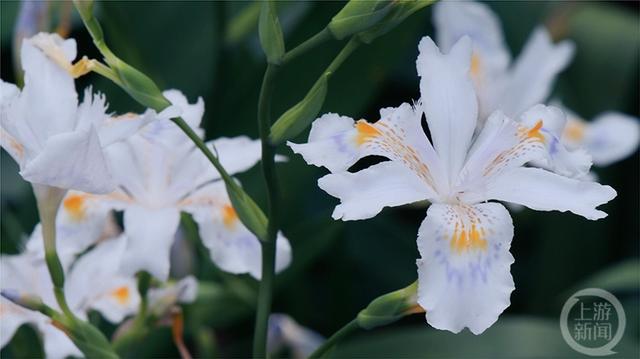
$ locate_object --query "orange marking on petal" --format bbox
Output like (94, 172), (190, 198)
(470, 53), (481, 77)
(222, 204), (238, 229)
(450, 223), (488, 254)
(527, 120), (545, 143)
(564, 120), (586, 142)
(354, 120), (381, 146)
(63, 194), (87, 221)
(111, 286), (130, 305)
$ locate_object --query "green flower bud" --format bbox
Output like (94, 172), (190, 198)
(357, 281), (423, 330)
(109, 56), (171, 111)
(259, 0), (285, 65)
(226, 181), (269, 242)
(328, 0), (392, 40)
(358, 0), (436, 44)
(64, 320), (119, 359)
(269, 73), (329, 144)
(1, 290), (45, 312)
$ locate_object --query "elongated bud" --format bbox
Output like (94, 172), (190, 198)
(226, 182), (269, 241)
(63, 319), (119, 359)
(328, 0), (392, 40)
(259, 0), (285, 64)
(111, 57), (171, 111)
(1, 290), (46, 312)
(73, 0), (169, 111)
(269, 73), (329, 144)
(357, 281), (423, 330)
(358, 0), (436, 44)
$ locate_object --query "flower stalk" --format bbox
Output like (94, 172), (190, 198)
(309, 281), (421, 358)
(252, 63), (280, 359)
(32, 185), (74, 319)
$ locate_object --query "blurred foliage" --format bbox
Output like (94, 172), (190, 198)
(1, 1), (638, 358)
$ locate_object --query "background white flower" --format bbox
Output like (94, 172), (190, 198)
(0, 33), (153, 194)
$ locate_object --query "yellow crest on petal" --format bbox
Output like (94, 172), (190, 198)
(355, 120), (381, 146)
(63, 194), (87, 221)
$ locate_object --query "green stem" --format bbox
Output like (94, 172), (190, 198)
(35, 187), (76, 320)
(309, 319), (360, 359)
(325, 37), (360, 75)
(252, 64), (279, 359)
(281, 27), (332, 65)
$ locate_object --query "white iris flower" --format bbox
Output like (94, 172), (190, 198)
(288, 36), (616, 334)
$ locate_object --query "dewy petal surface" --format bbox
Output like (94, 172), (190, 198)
(417, 36), (478, 186)
(484, 167), (617, 220)
(417, 202), (514, 335)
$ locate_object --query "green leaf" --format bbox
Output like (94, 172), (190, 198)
(571, 259), (640, 293)
(334, 317), (639, 357)
(258, 0), (285, 64)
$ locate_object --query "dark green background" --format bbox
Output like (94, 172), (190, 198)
(1, 1), (638, 358)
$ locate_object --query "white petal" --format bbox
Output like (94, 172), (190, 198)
(484, 167), (616, 220)
(21, 33), (78, 141)
(162, 89), (204, 130)
(21, 127), (115, 193)
(32, 191), (111, 265)
(520, 104), (592, 178)
(500, 27), (574, 117)
(268, 314), (324, 359)
(190, 196), (291, 279)
(457, 110), (546, 195)
(40, 322), (82, 359)
(65, 235), (139, 323)
(318, 161), (433, 221)
(417, 36), (478, 185)
(1, 298), (41, 348)
(287, 113), (358, 172)
(584, 112), (640, 166)
(289, 104), (445, 192)
(433, 0), (510, 119)
(2, 80), (42, 163)
(208, 136), (263, 176)
(1, 253), (48, 348)
(0, 82), (25, 165)
(434, 1), (508, 60)
(148, 275), (199, 307)
(121, 206), (181, 280)
(136, 89), (200, 146)
(417, 203), (514, 335)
